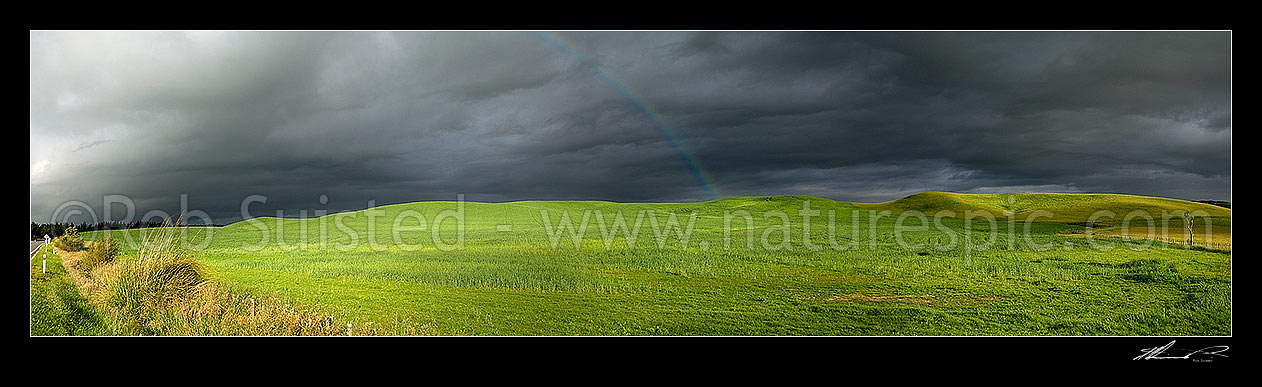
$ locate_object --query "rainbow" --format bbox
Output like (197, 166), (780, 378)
(531, 32), (720, 201)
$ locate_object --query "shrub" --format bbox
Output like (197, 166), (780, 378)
(82, 236), (120, 271)
(53, 226), (85, 251)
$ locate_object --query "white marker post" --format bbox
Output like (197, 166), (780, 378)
(42, 234), (51, 273)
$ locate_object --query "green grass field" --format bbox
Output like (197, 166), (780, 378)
(74, 193), (1231, 335)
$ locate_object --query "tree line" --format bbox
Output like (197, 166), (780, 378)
(30, 220), (222, 239)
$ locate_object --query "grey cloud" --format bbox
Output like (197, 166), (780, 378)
(29, 31), (1231, 223)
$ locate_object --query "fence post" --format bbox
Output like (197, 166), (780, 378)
(1183, 211), (1193, 247)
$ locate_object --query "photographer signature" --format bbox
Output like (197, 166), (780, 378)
(1134, 340), (1229, 361)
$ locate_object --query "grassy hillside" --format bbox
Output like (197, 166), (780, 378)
(853, 192), (1231, 250)
(851, 192), (1230, 221)
(77, 194), (1231, 335)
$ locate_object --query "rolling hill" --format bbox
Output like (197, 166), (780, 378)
(850, 192), (1230, 222)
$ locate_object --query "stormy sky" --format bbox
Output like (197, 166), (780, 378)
(30, 31), (1231, 224)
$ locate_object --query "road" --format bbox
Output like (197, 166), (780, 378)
(30, 240), (45, 260)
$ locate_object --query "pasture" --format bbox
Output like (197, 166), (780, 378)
(75, 193), (1231, 335)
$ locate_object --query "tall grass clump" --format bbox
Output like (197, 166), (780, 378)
(53, 226), (85, 251)
(94, 220), (209, 333)
(79, 217), (408, 335)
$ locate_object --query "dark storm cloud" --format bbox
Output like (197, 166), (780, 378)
(30, 31), (1231, 223)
